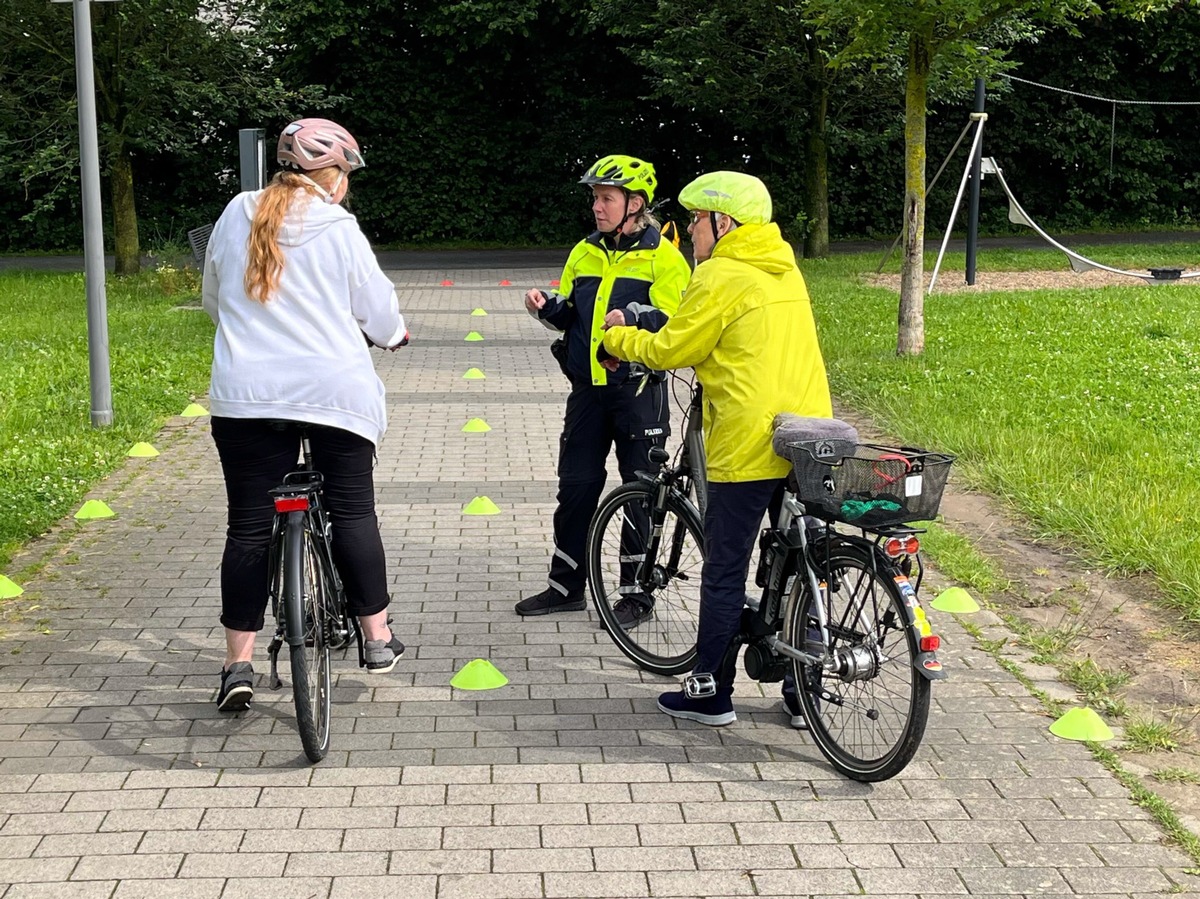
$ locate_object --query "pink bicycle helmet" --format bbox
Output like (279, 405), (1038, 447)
(277, 118), (365, 173)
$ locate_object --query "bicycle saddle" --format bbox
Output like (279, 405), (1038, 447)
(771, 414), (859, 464)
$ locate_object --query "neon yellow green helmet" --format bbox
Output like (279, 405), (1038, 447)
(678, 171), (772, 225)
(579, 155), (657, 204)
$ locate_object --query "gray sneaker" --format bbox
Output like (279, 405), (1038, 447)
(363, 634), (405, 674)
(217, 661), (254, 712)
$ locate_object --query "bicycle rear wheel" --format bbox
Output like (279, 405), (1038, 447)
(586, 482), (703, 675)
(787, 541), (930, 781)
(283, 518), (332, 763)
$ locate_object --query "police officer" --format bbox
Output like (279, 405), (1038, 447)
(517, 155), (691, 629)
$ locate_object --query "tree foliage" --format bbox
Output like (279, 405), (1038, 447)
(0, 0), (1195, 261)
(0, 0), (328, 267)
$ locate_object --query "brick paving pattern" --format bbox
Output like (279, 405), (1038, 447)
(0, 267), (1190, 896)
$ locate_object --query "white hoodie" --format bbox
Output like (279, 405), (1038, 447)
(202, 190), (405, 446)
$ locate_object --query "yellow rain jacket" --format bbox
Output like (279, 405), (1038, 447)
(602, 222), (831, 482)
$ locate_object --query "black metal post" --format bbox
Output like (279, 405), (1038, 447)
(965, 77), (986, 286)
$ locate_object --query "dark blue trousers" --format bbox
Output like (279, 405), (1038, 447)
(694, 478), (785, 696)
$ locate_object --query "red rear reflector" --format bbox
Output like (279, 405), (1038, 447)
(274, 496), (309, 513)
(885, 536), (921, 558)
(920, 635), (940, 652)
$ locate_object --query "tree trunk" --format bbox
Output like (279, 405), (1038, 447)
(110, 146), (140, 275)
(898, 31), (931, 356)
(803, 83), (830, 259)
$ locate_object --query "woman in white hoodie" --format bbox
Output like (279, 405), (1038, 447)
(202, 118), (407, 712)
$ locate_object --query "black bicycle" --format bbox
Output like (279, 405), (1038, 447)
(264, 429), (363, 763)
(587, 407), (955, 781)
(586, 374), (707, 674)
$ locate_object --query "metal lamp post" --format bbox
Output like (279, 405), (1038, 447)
(53, 0), (120, 427)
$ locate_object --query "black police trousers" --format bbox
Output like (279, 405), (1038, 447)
(545, 378), (669, 597)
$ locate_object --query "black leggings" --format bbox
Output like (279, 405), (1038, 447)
(211, 417), (390, 632)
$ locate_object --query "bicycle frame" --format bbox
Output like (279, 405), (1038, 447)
(629, 459), (701, 594)
(748, 492), (945, 683)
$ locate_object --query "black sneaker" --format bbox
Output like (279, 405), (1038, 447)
(217, 662), (254, 712)
(514, 587), (586, 616)
(363, 634), (406, 674)
(612, 594), (654, 630)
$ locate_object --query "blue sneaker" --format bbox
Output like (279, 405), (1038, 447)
(657, 689), (736, 726)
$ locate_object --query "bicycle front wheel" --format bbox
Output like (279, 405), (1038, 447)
(283, 518), (332, 763)
(787, 541), (930, 782)
(586, 482), (703, 675)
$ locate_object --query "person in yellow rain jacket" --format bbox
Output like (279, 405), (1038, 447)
(600, 171), (832, 726)
(516, 155), (691, 628)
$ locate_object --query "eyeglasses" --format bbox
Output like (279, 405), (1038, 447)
(689, 210), (711, 225)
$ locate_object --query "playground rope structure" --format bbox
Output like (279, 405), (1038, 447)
(1000, 75), (1200, 178)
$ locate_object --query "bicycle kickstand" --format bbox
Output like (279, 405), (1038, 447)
(266, 634), (284, 689)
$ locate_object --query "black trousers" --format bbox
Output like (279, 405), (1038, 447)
(694, 478), (786, 696)
(211, 417), (390, 632)
(547, 379), (669, 596)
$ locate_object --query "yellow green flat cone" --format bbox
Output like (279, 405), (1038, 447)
(931, 586), (980, 613)
(0, 576), (23, 599)
(75, 500), (115, 520)
(181, 403), (209, 417)
(471, 308), (488, 316)
(465, 331), (484, 342)
(127, 442), (159, 458)
(1049, 707), (1114, 742)
(463, 496), (500, 515)
(462, 418), (491, 433)
(462, 368), (486, 380)
(451, 658), (509, 690)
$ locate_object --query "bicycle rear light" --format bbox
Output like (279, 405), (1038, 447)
(274, 496), (309, 513)
(919, 635), (940, 652)
(883, 536), (920, 558)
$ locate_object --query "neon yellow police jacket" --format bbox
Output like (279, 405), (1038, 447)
(602, 222), (832, 482)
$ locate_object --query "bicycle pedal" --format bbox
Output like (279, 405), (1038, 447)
(684, 672), (717, 699)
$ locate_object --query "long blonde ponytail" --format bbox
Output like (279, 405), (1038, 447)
(244, 170), (333, 303)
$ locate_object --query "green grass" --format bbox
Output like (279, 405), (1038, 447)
(1154, 767), (1200, 785)
(916, 522), (1010, 595)
(0, 270), (213, 569)
(1124, 718), (1186, 753)
(868, 241), (1200, 275)
(1061, 658), (1131, 719)
(804, 245), (1200, 622)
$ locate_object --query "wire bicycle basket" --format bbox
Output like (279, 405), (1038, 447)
(784, 441), (956, 527)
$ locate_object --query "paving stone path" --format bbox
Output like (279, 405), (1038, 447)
(0, 267), (1190, 897)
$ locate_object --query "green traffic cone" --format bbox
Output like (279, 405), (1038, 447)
(127, 442), (159, 458)
(75, 500), (115, 520)
(462, 418), (491, 433)
(931, 586), (980, 614)
(462, 368), (486, 380)
(181, 403), (209, 417)
(462, 496), (501, 515)
(465, 331), (484, 342)
(451, 659), (509, 690)
(0, 576), (23, 599)
(1049, 707), (1114, 742)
